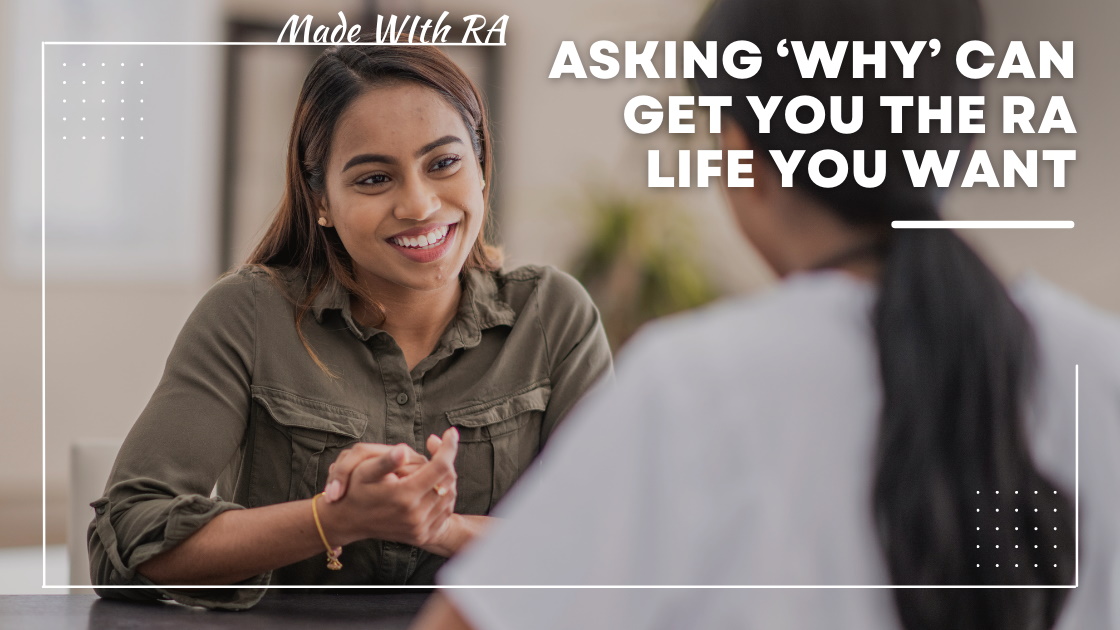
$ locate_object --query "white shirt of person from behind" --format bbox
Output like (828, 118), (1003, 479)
(439, 270), (1120, 630)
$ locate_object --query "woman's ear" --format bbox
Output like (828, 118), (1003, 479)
(315, 196), (334, 228)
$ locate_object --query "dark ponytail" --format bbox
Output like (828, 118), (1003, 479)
(874, 225), (1074, 629)
(692, 0), (1076, 627)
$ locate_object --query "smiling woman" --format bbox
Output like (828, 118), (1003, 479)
(86, 44), (612, 610)
(323, 85), (485, 306)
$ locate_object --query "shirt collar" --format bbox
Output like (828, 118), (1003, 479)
(309, 267), (517, 346)
(309, 272), (349, 324)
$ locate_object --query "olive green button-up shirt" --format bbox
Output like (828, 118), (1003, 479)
(88, 264), (612, 609)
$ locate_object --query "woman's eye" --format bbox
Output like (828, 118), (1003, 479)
(356, 173), (390, 186)
(431, 155), (462, 172)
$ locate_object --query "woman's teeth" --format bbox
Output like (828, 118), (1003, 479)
(390, 224), (451, 249)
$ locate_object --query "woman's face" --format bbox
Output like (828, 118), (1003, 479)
(319, 82), (484, 295)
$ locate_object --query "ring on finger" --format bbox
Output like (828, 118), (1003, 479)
(433, 484), (449, 497)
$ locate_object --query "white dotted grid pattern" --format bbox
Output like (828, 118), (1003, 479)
(59, 61), (146, 140)
(973, 489), (1071, 581)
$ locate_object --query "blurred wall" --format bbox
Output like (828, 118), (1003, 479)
(1, 0), (1117, 550)
(0, 0), (227, 548)
(0, 0), (46, 548)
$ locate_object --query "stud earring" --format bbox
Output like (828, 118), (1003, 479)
(317, 217), (328, 227)
(480, 177), (486, 190)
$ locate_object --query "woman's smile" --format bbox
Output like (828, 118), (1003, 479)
(386, 222), (459, 263)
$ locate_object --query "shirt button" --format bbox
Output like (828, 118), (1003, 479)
(396, 392), (409, 405)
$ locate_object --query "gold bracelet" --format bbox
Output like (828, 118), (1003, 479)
(311, 492), (343, 570)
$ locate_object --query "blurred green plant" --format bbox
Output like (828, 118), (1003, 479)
(570, 190), (721, 350)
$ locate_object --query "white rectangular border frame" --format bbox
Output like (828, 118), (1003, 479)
(41, 41), (1079, 591)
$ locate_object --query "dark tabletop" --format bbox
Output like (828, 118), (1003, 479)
(0, 592), (431, 629)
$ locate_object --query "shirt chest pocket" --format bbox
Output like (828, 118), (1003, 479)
(445, 380), (551, 514)
(249, 386), (369, 504)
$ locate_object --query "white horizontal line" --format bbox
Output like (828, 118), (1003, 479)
(47, 584), (1077, 589)
(892, 221), (1075, 229)
(43, 41), (505, 46)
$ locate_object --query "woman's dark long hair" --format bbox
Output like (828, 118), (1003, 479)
(246, 43), (501, 374)
(694, 1), (1074, 628)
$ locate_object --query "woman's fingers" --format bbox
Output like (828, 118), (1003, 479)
(325, 445), (380, 502)
(351, 445), (409, 485)
(324, 443), (426, 502)
(398, 431), (459, 544)
(408, 428), (460, 492)
(334, 431), (459, 546)
(394, 461), (425, 478)
(322, 430), (457, 548)
(425, 433), (443, 457)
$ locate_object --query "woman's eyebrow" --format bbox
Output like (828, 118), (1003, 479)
(342, 153), (395, 172)
(415, 135), (463, 157)
(340, 136), (464, 173)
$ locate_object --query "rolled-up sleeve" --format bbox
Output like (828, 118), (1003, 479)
(87, 269), (269, 610)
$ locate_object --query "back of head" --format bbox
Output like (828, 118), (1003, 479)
(695, 0), (978, 223)
(694, 1), (1075, 628)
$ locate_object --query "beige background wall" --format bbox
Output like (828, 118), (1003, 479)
(1, 0), (1117, 549)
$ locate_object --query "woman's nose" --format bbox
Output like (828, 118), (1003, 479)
(393, 177), (441, 221)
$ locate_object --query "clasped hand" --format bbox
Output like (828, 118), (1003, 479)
(320, 428), (460, 555)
